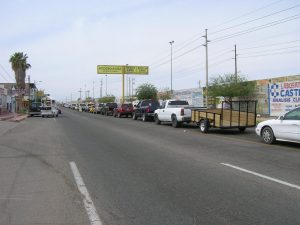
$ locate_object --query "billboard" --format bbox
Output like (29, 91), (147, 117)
(172, 88), (203, 107)
(97, 65), (149, 75)
(269, 81), (300, 116)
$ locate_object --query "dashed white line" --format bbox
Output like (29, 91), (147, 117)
(221, 163), (300, 191)
(69, 161), (103, 225)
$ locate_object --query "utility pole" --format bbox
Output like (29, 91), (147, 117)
(105, 75), (108, 96)
(169, 40), (174, 93)
(132, 78), (135, 97)
(92, 81), (95, 100)
(202, 29), (209, 108)
(100, 79), (103, 98)
(129, 77), (131, 99)
(84, 84), (86, 100)
(234, 44), (238, 83)
(79, 88), (82, 100)
(87, 90), (90, 99)
(27, 75), (30, 114)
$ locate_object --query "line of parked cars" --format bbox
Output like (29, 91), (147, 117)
(65, 100), (300, 145)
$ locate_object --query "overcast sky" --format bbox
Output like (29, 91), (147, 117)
(0, 0), (299, 101)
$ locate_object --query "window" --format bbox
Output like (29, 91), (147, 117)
(285, 108), (300, 120)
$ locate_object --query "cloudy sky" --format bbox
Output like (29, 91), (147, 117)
(0, 0), (299, 101)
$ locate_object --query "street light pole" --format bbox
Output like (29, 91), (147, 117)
(105, 75), (107, 96)
(169, 40), (174, 93)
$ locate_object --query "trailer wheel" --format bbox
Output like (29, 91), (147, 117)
(199, 119), (209, 133)
(154, 114), (161, 125)
(238, 127), (246, 132)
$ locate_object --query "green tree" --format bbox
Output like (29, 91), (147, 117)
(9, 52), (31, 90)
(209, 73), (256, 102)
(98, 95), (116, 103)
(136, 83), (158, 100)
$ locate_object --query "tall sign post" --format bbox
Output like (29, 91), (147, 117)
(97, 65), (149, 103)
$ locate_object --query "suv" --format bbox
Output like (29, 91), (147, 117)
(113, 103), (133, 118)
(94, 103), (104, 114)
(101, 102), (118, 116)
(132, 100), (160, 121)
(29, 102), (42, 117)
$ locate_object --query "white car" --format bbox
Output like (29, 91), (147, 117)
(41, 106), (58, 118)
(256, 107), (300, 144)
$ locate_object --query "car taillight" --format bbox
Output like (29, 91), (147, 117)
(181, 108), (184, 116)
(146, 106), (151, 113)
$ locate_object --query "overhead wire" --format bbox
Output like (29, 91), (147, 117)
(239, 39), (300, 50)
(240, 45), (300, 55)
(0, 64), (14, 82)
(239, 49), (300, 58)
(210, 4), (300, 35)
(211, 13), (300, 43)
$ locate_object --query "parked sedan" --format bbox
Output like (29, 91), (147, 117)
(113, 103), (133, 118)
(256, 107), (300, 144)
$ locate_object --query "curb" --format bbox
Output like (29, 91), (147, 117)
(8, 115), (28, 122)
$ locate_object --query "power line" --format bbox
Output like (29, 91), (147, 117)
(239, 39), (300, 50)
(240, 45), (300, 55)
(0, 72), (9, 82)
(210, 5), (300, 35)
(0, 64), (14, 81)
(212, 14), (300, 43)
(239, 49), (300, 58)
(210, 0), (285, 30)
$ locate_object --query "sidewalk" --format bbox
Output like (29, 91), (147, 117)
(0, 113), (28, 122)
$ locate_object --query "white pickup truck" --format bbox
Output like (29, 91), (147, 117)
(154, 100), (192, 128)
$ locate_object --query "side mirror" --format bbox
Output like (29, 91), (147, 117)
(279, 116), (284, 120)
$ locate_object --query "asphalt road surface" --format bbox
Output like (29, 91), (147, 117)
(0, 108), (299, 225)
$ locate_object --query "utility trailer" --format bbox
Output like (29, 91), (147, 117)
(191, 100), (257, 133)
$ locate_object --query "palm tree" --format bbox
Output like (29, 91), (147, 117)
(9, 52), (31, 90)
(9, 52), (31, 112)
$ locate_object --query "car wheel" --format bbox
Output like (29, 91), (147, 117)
(199, 119), (209, 133)
(132, 113), (137, 120)
(261, 127), (276, 144)
(154, 114), (161, 125)
(106, 111), (109, 116)
(142, 113), (147, 122)
(171, 115), (179, 128)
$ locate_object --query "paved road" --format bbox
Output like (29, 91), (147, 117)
(0, 108), (299, 225)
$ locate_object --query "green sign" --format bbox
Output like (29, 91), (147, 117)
(125, 66), (148, 75)
(97, 65), (149, 75)
(97, 65), (123, 74)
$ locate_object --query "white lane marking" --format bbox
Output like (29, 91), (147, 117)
(221, 163), (300, 191)
(69, 161), (103, 225)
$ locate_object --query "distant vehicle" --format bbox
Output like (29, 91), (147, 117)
(40, 96), (59, 118)
(132, 100), (160, 121)
(256, 107), (300, 144)
(94, 103), (104, 114)
(78, 103), (86, 112)
(154, 100), (192, 128)
(101, 102), (118, 116)
(88, 104), (95, 113)
(113, 103), (133, 118)
(29, 102), (42, 117)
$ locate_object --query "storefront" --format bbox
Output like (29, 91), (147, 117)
(0, 85), (8, 114)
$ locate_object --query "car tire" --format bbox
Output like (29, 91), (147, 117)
(132, 113), (137, 120)
(154, 114), (161, 125)
(142, 113), (147, 122)
(199, 119), (209, 133)
(171, 115), (179, 128)
(261, 127), (276, 144)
